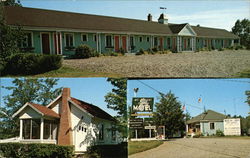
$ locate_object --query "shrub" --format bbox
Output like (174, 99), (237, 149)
(119, 47), (126, 55)
(75, 44), (93, 59)
(216, 130), (225, 137)
(2, 53), (62, 75)
(152, 47), (158, 52)
(136, 48), (144, 55)
(85, 143), (127, 158)
(218, 48), (224, 51)
(0, 143), (74, 158)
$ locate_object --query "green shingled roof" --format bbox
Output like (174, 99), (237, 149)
(187, 110), (228, 124)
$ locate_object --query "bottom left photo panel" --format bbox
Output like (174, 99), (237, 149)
(0, 77), (128, 158)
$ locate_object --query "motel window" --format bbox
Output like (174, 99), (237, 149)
(106, 35), (112, 47)
(65, 33), (74, 47)
(210, 123), (215, 130)
(93, 34), (97, 42)
(99, 124), (104, 140)
(154, 37), (158, 46)
(82, 34), (88, 42)
(18, 32), (32, 48)
(139, 36), (143, 42)
(147, 37), (150, 42)
(23, 119), (40, 139)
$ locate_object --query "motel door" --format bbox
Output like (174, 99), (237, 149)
(121, 36), (127, 52)
(114, 36), (120, 52)
(41, 33), (50, 54)
(159, 37), (163, 50)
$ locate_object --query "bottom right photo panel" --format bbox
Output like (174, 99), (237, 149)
(127, 78), (250, 158)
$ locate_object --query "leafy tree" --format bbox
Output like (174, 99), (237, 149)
(245, 90), (250, 106)
(1, 0), (21, 6)
(232, 19), (250, 49)
(105, 78), (127, 118)
(0, 78), (62, 139)
(0, 1), (23, 73)
(153, 91), (185, 138)
(105, 78), (127, 138)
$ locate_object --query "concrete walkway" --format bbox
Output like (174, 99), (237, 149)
(129, 138), (250, 158)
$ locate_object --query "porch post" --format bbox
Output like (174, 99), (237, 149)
(186, 124), (188, 133)
(99, 33), (102, 53)
(40, 118), (44, 141)
(20, 119), (23, 139)
(200, 122), (203, 134)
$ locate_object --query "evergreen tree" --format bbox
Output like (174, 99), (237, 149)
(245, 90), (250, 106)
(153, 91), (185, 138)
(0, 78), (62, 139)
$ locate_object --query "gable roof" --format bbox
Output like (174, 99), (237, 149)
(70, 97), (115, 121)
(3, 6), (172, 35)
(3, 6), (238, 39)
(191, 25), (239, 39)
(12, 102), (60, 118)
(187, 109), (227, 124)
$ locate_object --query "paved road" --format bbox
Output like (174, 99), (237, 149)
(129, 138), (250, 158)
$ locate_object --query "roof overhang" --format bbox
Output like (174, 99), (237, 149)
(8, 25), (175, 37)
(46, 94), (62, 108)
(68, 99), (94, 118)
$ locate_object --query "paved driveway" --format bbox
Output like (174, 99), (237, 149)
(129, 138), (250, 158)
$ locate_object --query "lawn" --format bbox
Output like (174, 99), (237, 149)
(34, 66), (122, 77)
(128, 141), (163, 155)
(63, 50), (250, 78)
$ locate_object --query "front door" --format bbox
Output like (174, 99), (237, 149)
(121, 36), (127, 52)
(159, 37), (163, 50)
(114, 36), (120, 52)
(42, 33), (50, 54)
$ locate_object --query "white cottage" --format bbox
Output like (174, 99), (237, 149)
(11, 88), (120, 153)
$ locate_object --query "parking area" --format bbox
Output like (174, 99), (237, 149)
(129, 138), (250, 158)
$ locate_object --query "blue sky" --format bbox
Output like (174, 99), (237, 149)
(0, 78), (118, 116)
(127, 79), (250, 117)
(19, 0), (249, 31)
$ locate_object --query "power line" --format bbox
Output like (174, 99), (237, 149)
(213, 79), (250, 84)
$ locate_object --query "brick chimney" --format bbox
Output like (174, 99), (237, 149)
(147, 13), (152, 22)
(58, 88), (73, 145)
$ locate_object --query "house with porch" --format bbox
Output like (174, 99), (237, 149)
(3, 88), (120, 153)
(186, 110), (228, 136)
(3, 6), (239, 55)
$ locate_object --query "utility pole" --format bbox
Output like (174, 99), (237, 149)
(133, 88), (139, 139)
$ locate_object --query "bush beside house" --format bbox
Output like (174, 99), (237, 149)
(2, 53), (62, 75)
(0, 143), (74, 158)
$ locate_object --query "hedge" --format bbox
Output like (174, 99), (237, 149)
(2, 53), (62, 75)
(0, 143), (74, 158)
(85, 142), (128, 158)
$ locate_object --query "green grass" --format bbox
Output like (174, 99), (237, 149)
(236, 69), (250, 78)
(128, 140), (163, 155)
(33, 66), (122, 77)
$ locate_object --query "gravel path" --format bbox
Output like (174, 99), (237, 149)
(63, 50), (250, 78)
(129, 138), (250, 158)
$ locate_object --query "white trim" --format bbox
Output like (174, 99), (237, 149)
(59, 32), (62, 55)
(40, 32), (51, 54)
(178, 24), (197, 36)
(64, 32), (75, 47)
(20, 119), (23, 139)
(12, 102), (44, 118)
(68, 99), (94, 118)
(93, 34), (97, 42)
(46, 95), (62, 108)
(81, 33), (88, 42)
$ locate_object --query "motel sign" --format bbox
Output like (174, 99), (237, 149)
(132, 97), (154, 112)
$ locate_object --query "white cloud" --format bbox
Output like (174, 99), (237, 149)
(167, 7), (249, 31)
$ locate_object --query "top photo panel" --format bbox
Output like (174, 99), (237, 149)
(1, 0), (249, 78)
